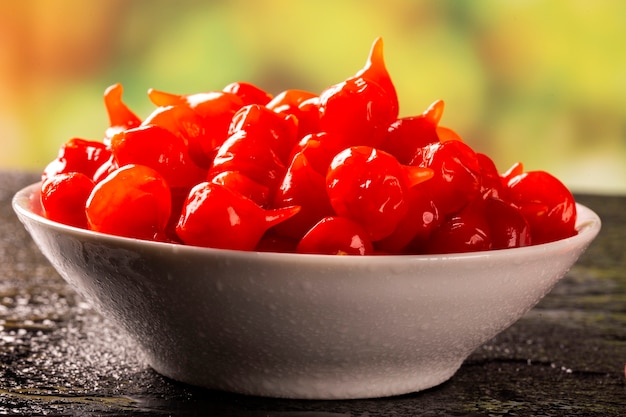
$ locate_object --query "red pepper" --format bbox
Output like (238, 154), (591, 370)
(41, 172), (95, 229)
(297, 216), (374, 256)
(175, 182), (299, 251)
(326, 146), (432, 241)
(86, 164), (172, 240)
(39, 38), (578, 254)
(103, 83), (142, 141)
(42, 137), (112, 183)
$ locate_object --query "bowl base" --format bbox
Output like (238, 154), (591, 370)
(149, 358), (464, 400)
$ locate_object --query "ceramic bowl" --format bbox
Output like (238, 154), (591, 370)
(13, 182), (601, 400)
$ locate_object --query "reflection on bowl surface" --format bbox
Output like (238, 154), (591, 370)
(13, 182), (601, 399)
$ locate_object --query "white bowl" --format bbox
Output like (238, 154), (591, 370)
(12, 182), (601, 400)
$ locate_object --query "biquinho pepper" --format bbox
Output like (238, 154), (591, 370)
(38, 38), (578, 255)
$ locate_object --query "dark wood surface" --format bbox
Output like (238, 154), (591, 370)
(1, 171), (624, 416)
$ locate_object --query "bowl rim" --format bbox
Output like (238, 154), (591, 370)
(13, 181), (602, 263)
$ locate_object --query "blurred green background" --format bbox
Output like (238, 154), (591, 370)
(1, 0), (624, 194)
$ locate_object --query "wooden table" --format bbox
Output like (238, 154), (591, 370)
(0, 171), (624, 416)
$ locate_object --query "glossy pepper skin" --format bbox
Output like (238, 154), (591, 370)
(38, 38), (578, 255)
(317, 38), (399, 151)
(175, 182), (299, 251)
(85, 164), (172, 241)
(272, 150), (334, 240)
(110, 124), (207, 190)
(147, 88), (246, 169)
(326, 146), (432, 242)
(42, 138), (111, 183)
(103, 83), (142, 141)
(41, 172), (94, 229)
(505, 170), (577, 244)
(297, 216), (374, 256)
